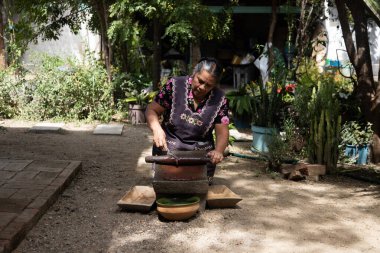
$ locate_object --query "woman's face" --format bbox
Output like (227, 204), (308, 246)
(192, 70), (217, 100)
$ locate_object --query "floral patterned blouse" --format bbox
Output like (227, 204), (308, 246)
(154, 76), (230, 125)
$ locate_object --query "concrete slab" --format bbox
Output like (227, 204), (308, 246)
(30, 123), (65, 133)
(93, 124), (124, 135)
(229, 129), (252, 141)
(0, 159), (81, 253)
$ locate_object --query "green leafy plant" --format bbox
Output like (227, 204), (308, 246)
(340, 121), (373, 147)
(124, 90), (157, 107)
(225, 84), (255, 119)
(339, 121), (373, 165)
(267, 132), (289, 171)
(226, 78), (286, 129)
(266, 118), (300, 171)
(248, 45), (288, 128)
(249, 79), (284, 128)
(307, 75), (341, 173)
(120, 74), (156, 107)
(20, 54), (114, 122)
(0, 67), (24, 118)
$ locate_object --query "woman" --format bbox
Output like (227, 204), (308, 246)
(145, 57), (229, 184)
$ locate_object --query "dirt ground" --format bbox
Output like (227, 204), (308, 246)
(1, 119), (379, 253)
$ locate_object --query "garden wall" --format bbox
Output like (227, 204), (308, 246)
(22, 23), (100, 69)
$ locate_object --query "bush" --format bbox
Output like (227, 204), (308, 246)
(0, 68), (24, 119)
(20, 55), (114, 121)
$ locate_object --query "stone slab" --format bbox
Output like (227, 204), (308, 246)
(305, 164), (326, 176)
(0, 189), (17, 199)
(229, 129), (252, 142)
(0, 161), (33, 172)
(0, 240), (9, 253)
(10, 189), (43, 200)
(0, 159), (81, 253)
(93, 124), (124, 135)
(24, 160), (69, 172)
(0, 199), (32, 213)
(30, 122), (65, 133)
(0, 172), (16, 180)
(0, 213), (17, 229)
(9, 171), (40, 182)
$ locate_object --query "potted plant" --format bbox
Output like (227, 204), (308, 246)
(248, 58), (293, 153)
(250, 43), (291, 153)
(225, 84), (255, 129)
(340, 121), (373, 164)
(117, 73), (156, 124)
(249, 80), (281, 152)
(227, 44), (289, 153)
(124, 89), (156, 124)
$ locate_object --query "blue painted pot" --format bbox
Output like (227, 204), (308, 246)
(344, 144), (369, 165)
(251, 125), (276, 153)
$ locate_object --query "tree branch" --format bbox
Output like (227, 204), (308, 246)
(334, 0), (357, 67)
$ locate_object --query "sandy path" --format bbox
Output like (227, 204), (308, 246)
(0, 120), (379, 253)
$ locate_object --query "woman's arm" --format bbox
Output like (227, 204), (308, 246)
(145, 101), (167, 150)
(208, 123), (229, 164)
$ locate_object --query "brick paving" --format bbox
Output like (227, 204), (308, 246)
(0, 159), (81, 253)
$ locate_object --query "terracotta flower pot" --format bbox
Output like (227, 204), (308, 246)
(156, 196), (200, 221)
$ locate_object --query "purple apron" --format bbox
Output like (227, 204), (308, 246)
(154, 76), (225, 177)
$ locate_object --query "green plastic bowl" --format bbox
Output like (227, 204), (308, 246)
(156, 196), (200, 207)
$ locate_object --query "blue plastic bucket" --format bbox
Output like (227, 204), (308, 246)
(251, 125), (276, 153)
(344, 145), (369, 165)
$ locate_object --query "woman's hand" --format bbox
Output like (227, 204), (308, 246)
(153, 127), (167, 151)
(146, 101), (167, 150)
(207, 150), (224, 164)
(208, 123), (229, 164)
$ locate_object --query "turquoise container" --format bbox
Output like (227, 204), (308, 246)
(251, 125), (276, 153)
(344, 145), (369, 165)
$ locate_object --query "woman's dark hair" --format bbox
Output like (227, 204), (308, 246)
(193, 57), (223, 81)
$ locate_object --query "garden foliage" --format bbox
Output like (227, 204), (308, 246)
(0, 54), (114, 122)
(0, 68), (22, 118)
(307, 73), (341, 172)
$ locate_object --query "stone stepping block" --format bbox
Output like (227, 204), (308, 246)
(229, 129), (252, 141)
(30, 122), (65, 133)
(93, 124), (124, 135)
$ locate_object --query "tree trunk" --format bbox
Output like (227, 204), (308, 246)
(347, 1), (374, 120)
(267, 0), (277, 74)
(91, 0), (112, 81)
(0, 0), (7, 69)
(103, 0), (112, 72)
(372, 58), (380, 163)
(335, 0), (380, 163)
(294, 0), (315, 68)
(120, 41), (128, 73)
(152, 18), (161, 90)
(191, 41), (201, 69)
